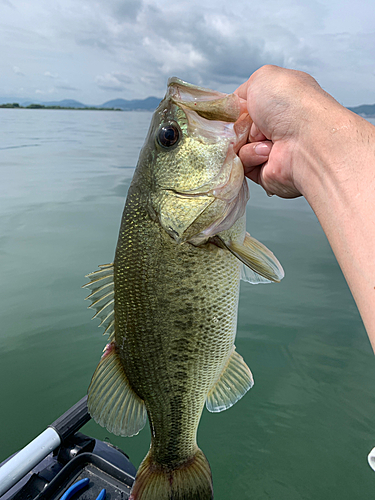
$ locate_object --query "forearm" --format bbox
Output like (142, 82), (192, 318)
(296, 109), (375, 351)
(237, 66), (375, 350)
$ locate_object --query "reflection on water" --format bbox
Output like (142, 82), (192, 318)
(0, 110), (374, 499)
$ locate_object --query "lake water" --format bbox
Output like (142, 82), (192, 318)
(0, 109), (374, 499)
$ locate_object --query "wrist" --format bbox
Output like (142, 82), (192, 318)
(292, 104), (370, 204)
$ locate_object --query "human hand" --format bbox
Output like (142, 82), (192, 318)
(235, 65), (346, 199)
(236, 66), (375, 352)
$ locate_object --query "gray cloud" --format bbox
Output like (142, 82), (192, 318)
(95, 72), (132, 91)
(106, 0), (143, 21)
(55, 83), (79, 91)
(1, 0), (14, 8)
(130, 5), (315, 90)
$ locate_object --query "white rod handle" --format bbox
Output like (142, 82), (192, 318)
(0, 427), (61, 497)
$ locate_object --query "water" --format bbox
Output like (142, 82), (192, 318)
(0, 108), (374, 499)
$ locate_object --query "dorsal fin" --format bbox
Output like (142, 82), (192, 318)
(83, 263), (115, 341)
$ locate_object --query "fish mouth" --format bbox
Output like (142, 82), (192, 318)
(167, 116), (251, 244)
(167, 77), (242, 123)
(182, 179), (249, 246)
(155, 78), (252, 245)
(157, 175), (249, 246)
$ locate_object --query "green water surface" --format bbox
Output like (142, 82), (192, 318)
(0, 109), (374, 499)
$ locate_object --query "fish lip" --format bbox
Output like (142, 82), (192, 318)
(183, 178), (249, 245)
(167, 77), (242, 123)
(166, 188), (214, 198)
(167, 77), (228, 101)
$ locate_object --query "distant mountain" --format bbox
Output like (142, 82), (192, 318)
(0, 97), (88, 107)
(1, 95), (374, 116)
(0, 96), (161, 111)
(348, 104), (375, 118)
(101, 97), (160, 110)
(38, 99), (87, 108)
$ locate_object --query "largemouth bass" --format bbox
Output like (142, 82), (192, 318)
(84, 78), (284, 500)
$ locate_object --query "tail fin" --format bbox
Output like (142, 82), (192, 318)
(129, 448), (213, 500)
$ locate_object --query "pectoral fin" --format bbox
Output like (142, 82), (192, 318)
(88, 342), (147, 437)
(219, 232), (284, 283)
(206, 347), (254, 413)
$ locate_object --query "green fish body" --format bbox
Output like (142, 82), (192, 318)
(85, 79), (284, 500)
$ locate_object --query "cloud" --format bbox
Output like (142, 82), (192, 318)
(13, 66), (25, 76)
(35, 88), (56, 95)
(1, 0), (15, 8)
(53, 1), (144, 52)
(95, 72), (132, 91)
(105, 0), (143, 21)
(55, 83), (79, 91)
(44, 71), (59, 79)
(66, 1), (321, 92)
(131, 7), (308, 88)
(1, 0), (375, 104)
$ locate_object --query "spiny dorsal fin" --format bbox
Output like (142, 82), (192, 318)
(219, 233), (284, 283)
(206, 347), (254, 413)
(83, 263), (115, 340)
(88, 342), (147, 437)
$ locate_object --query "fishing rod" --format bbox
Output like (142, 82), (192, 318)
(0, 396), (90, 497)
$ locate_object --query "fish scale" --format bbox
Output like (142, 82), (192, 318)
(114, 185), (241, 466)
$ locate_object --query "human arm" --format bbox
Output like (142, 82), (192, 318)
(235, 65), (375, 351)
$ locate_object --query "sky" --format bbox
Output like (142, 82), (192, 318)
(1, 0), (374, 106)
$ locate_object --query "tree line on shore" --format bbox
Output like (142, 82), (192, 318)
(0, 103), (121, 110)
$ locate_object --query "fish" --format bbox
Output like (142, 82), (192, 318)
(83, 78), (284, 500)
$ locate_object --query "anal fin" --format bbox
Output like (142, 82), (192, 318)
(88, 342), (147, 437)
(206, 347), (254, 413)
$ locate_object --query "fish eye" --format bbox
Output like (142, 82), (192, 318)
(157, 122), (181, 149)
